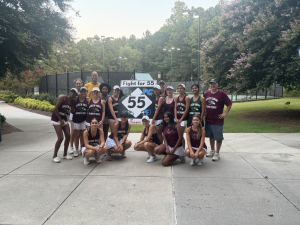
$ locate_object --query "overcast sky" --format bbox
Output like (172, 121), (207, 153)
(68, 0), (220, 40)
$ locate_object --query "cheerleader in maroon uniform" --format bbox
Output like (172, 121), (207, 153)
(82, 118), (107, 165)
(164, 86), (175, 117)
(86, 87), (105, 129)
(51, 88), (77, 163)
(134, 115), (161, 163)
(105, 111), (132, 160)
(107, 85), (120, 136)
(151, 85), (164, 143)
(72, 87), (90, 157)
(185, 114), (207, 166)
(174, 83), (190, 149)
(154, 111), (185, 166)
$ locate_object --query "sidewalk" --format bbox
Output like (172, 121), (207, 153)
(0, 102), (300, 225)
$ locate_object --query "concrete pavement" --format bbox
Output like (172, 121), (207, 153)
(0, 101), (300, 225)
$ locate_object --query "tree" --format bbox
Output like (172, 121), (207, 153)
(0, 0), (75, 77)
(202, 0), (300, 93)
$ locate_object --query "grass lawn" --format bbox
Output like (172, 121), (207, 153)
(130, 97), (300, 133)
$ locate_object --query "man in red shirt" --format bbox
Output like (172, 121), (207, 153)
(204, 79), (232, 161)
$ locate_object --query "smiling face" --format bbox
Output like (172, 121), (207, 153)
(91, 72), (98, 82)
(191, 85), (199, 94)
(113, 88), (120, 96)
(121, 115), (128, 122)
(167, 88), (174, 96)
(192, 116), (200, 126)
(92, 90), (100, 98)
(142, 119), (150, 127)
(80, 89), (87, 98)
(210, 82), (218, 92)
(91, 119), (99, 128)
(160, 83), (165, 90)
(75, 80), (82, 91)
(101, 86), (108, 95)
(163, 114), (170, 124)
(177, 85), (185, 94)
(153, 88), (160, 96)
(69, 90), (77, 99)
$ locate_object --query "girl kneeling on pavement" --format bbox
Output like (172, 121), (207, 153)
(134, 115), (161, 163)
(185, 114), (207, 166)
(72, 87), (90, 157)
(51, 88), (78, 163)
(82, 118), (107, 165)
(105, 111), (132, 160)
(154, 111), (186, 166)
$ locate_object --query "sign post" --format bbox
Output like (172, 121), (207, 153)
(118, 80), (157, 124)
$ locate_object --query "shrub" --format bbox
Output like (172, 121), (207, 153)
(14, 97), (55, 112)
(283, 89), (300, 97)
(32, 93), (58, 105)
(0, 93), (19, 102)
(0, 114), (6, 125)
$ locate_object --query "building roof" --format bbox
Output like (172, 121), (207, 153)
(135, 73), (153, 80)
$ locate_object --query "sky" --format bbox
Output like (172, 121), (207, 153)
(67, 0), (220, 41)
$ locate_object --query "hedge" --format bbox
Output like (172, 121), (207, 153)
(14, 97), (55, 112)
(0, 92), (19, 103)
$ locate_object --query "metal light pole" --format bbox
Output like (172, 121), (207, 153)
(163, 47), (180, 84)
(183, 9), (200, 85)
(93, 36), (114, 71)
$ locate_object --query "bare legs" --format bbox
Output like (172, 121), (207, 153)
(134, 142), (156, 156)
(84, 147), (107, 157)
(209, 138), (222, 153)
(53, 124), (70, 158)
(74, 129), (84, 152)
(107, 140), (132, 158)
(155, 126), (163, 144)
(185, 148), (206, 159)
(154, 144), (180, 167)
(103, 124), (109, 141)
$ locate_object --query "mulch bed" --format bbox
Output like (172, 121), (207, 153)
(239, 109), (300, 127)
(7, 103), (52, 117)
(1, 121), (23, 136)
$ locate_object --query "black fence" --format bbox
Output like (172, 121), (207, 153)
(39, 69), (135, 97)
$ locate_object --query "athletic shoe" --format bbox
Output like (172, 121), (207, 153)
(63, 154), (73, 160)
(147, 155), (157, 163)
(179, 155), (186, 163)
(69, 147), (74, 154)
(83, 157), (90, 165)
(206, 150), (215, 157)
(52, 157), (61, 163)
(190, 158), (196, 166)
(197, 158), (204, 166)
(147, 153), (150, 159)
(95, 155), (101, 163)
(74, 150), (79, 157)
(212, 153), (220, 161)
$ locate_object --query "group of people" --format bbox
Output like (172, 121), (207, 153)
(50, 71), (232, 167)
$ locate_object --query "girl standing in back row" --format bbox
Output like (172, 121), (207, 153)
(188, 84), (205, 127)
(86, 87), (105, 129)
(151, 85), (164, 143)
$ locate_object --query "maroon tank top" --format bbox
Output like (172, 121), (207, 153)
(163, 125), (182, 148)
(189, 127), (207, 149)
(176, 95), (188, 120)
(164, 97), (175, 116)
(101, 95), (110, 118)
(109, 121), (129, 141)
(108, 96), (119, 120)
(86, 99), (102, 123)
(51, 96), (71, 122)
(84, 128), (100, 147)
(143, 126), (161, 145)
(155, 97), (164, 120)
(73, 97), (88, 123)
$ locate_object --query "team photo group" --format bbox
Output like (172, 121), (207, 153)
(51, 71), (232, 166)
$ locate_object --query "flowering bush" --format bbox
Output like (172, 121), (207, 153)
(14, 97), (55, 112)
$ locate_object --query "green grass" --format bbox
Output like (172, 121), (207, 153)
(130, 97), (300, 133)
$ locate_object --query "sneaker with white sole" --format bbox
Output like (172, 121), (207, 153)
(197, 158), (204, 166)
(147, 155), (157, 163)
(83, 156), (90, 165)
(63, 154), (73, 160)
(74, 150), (79, 157)
(212, 153), (220, 161)
(147, 153), (150, 159)
(69, 147), (74, 154)
(190, 158), (196, 166)
(206, 150), (215, 157)
(52, 157), (61, 163)
(179, 156), (186, 163)
(95, 155), (101, 163)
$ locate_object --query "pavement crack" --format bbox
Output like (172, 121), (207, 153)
(171, 166), (177, 225)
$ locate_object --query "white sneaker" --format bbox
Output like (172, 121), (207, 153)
(179, 155), (186, 163)
(83, 157), (90, 165)
(74, 150), (79, 157)
(212, 153), (220, 161)
(206, 150), (215, 157)
(69, 147), (74, 154)
(63, 154), (73, 160)
(190, 158), (196, 166)
(197, 158), (204, 166)
(147, 153), (150, 159)
(95, 155), (101, 163)
(52, 157), (61, 163)
(147, 155), (157, 163)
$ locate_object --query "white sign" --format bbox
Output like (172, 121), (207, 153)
(122, 88), (152, 118)
(121, 80), (157, 87)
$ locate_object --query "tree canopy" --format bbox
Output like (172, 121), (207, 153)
(0, 0), (74, 77)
